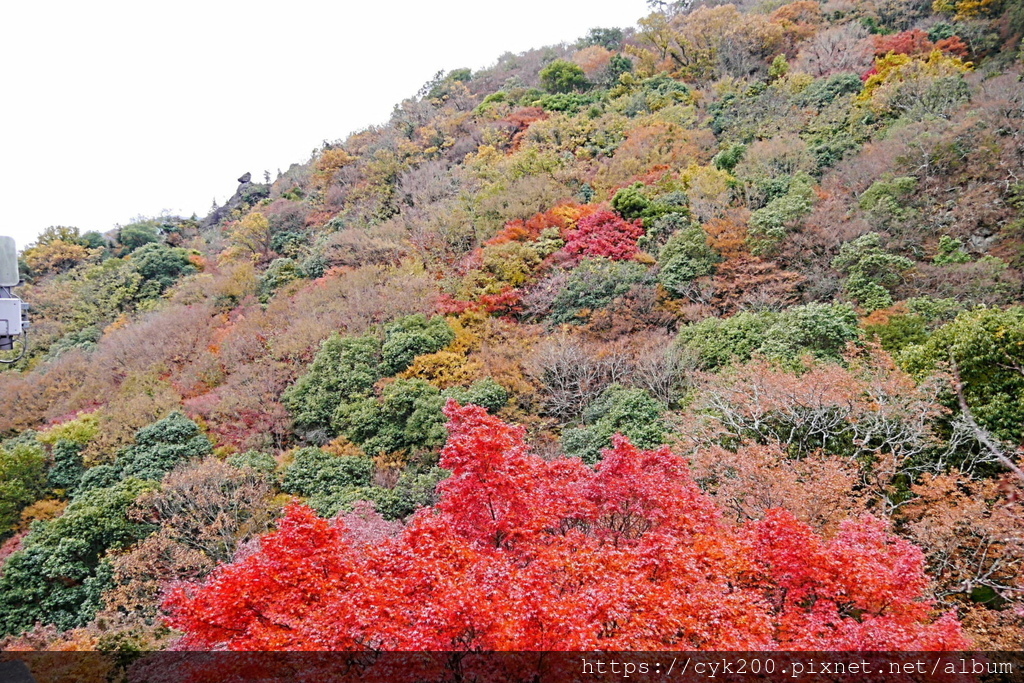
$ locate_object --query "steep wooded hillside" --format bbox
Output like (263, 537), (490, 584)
(1, 0), (1023, 653)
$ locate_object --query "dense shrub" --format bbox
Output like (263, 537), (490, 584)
(0, 478), (157, 635)
(118, 222), (161, 252)
(333, 378), (507, 458)
(0, 438), (48, 535)
(901, 306), (1024, 444)
(228, 450), (278, 474)
(47, 440), (86, 494)
(539, 59), (589, 93)
(748, 173), (815, 254)
(281, 448), (374, 499)
(548, 258), (648, 325)
(677, 303), (861, 369)
(562, 384), (667, 464)
(283, 334), (383, 438)
(832, 232), (914, 311)
(116, 412), (213, 482)
(131, 243), (196, 294)
(657, 225), (721, 296)
(562, 210), (645, 262)
(381, 314), (456, 376)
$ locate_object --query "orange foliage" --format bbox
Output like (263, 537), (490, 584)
(903, 472), (1024, 610)
(485, 203), (594, 246)
(689, 443), (866, 535)
(768, 0), (823, 54)
(703, 210), (751, 259)
(572, 45), (613, 79)
(709, 255), (804, 315)
(503, 107), (549, 151)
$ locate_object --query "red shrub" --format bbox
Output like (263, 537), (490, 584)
(561, 210), (645, 262)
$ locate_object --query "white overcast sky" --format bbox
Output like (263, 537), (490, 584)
(0, 0), (650, 251)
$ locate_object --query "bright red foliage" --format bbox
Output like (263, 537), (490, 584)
(874, 29), (935, 57)
(486, 206), (572, 246)
(478, 287), (523, 317)
(561, 210), (645, 262)
(872, 30), (969, 59)
(163, 402), (967, 651)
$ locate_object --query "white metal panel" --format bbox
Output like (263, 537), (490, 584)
(0, 237), (18, 287)
(0, 298), (22, 336)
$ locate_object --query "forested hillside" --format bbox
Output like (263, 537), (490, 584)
(2, 0), (1023, 653)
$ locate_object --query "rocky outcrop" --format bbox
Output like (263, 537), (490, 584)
(201, 172), (270, 230)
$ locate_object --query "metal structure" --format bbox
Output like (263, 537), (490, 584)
(0, 236), (29, 362)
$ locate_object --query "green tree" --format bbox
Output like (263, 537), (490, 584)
(130, 242), (196, 294)
(933, 235), (971, 265)
(0, 478), (157, 635)
(549, 258), (648, 325)
(281, 448), (374, 501)
(283, 334), (383, 439)
(611, 183), (688, 222)
(748, 173), (815, 255)
(602, 53), (634, 86)
(118, 221), (161, 252)
(859, 176), (918, 230)
(712, 143), (746, 172)
(79, 231), (108, 250)
(0, 438), (48, 534)
(334, 378), (508, 459)
(540, 59), (589, 94)
(562, 384), (667, 464)
(677, 303), (861, 369)
(832, 232), (913, 311)
(258, 258), (301, 302)
(334, 379), (449, 457)
(48, 440), (86, 494)
(611, 183), (653, 221)
(444, 378), (509, 414)
(581, 27), (624, 50)
(381, 314), (456, 376)
(228, 450), (278, 474)
(116, 412), (213, 482)
(373, 466), (449, 520)
(657, 225), (721, 296)
(901, 306), (1024, 444)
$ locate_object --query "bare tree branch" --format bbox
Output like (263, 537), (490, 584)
(949, 353), (1024, 484)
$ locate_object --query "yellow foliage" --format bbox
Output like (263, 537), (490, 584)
(399, 350), (483, 389)
(216, 259), (258, 304)
(550, 203), (588, 227)
(933, 0), (998, 19)
(322, 436), (366, 459)
(679, 163), (735, 222)
(37, 412), (100, 446)
(19, 499), (68, 528)
(23, 240), (97, 276)
(449, 311), (485, 353)
(464, 144), (504, 182)
(373, 451), (407, 481)
(315, 147), (356, 174)
(80, 373), (181, 466)
(313, 148), (356, 190)
(861, 50), (972, 100)
(224, 212), (272, 261)
(398, 312), (487, 389)
(213, 445), (238, 459)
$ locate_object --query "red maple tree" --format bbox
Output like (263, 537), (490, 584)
(163, 402), (967, 651)
(561, 210), (645, 262)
